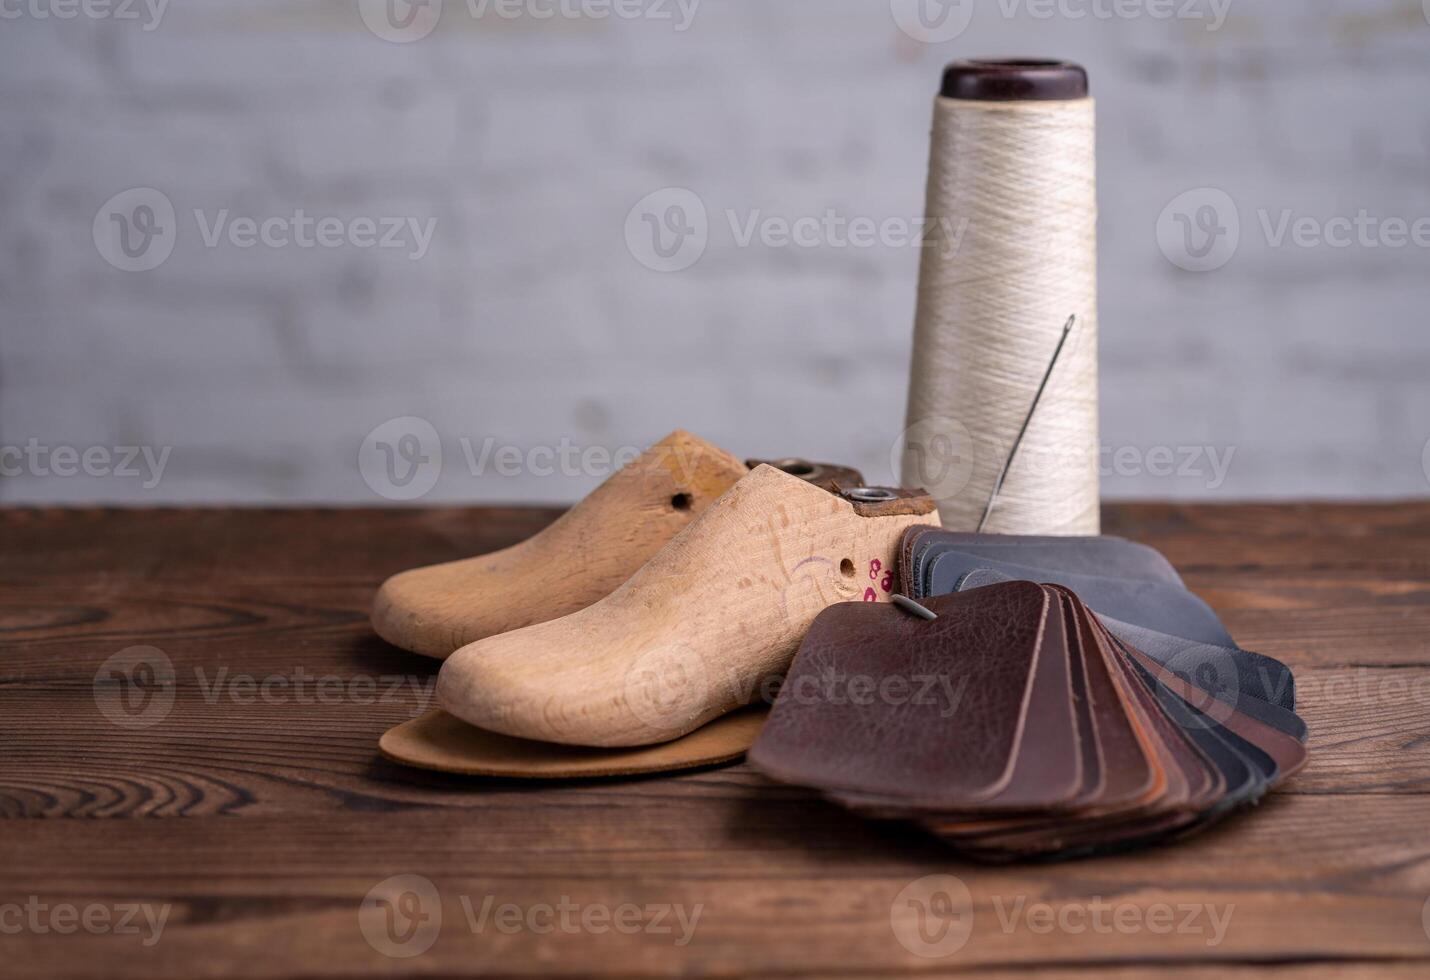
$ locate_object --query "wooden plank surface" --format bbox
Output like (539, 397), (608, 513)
(3, 503), (1430, 977)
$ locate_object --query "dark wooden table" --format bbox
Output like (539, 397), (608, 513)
(4, 503), (1430, 978)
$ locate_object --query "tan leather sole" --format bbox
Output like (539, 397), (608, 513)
(380, 707), (768, 778)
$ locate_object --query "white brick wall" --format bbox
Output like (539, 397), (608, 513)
(2, 0), (1429, 504)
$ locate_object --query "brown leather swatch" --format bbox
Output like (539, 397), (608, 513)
(748, 582), (1050, 801)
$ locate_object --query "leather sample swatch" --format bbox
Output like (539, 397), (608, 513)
(900, 525), (1186, 588)
(748, 583), (1054, 802)
(747, 580), (1307, 861)
(923, 549), (1234, 646)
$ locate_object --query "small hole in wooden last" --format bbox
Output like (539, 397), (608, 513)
(671, 493), (693, 511)
(773, 458), (816, 477)
(840, 558), (855, 578)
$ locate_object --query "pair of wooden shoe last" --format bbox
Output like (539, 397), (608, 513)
(375, 430), (937, 777)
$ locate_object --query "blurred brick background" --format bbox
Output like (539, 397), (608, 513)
(2, 0), (1428, 504)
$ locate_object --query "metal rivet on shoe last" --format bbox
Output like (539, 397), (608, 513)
(843, 487), (898, 503)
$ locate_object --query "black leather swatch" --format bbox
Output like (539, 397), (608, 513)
(926, 550), (1233, 646)
(903, 526), (1185, 587)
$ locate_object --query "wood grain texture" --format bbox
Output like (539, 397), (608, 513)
(2, 502), (1430, 977)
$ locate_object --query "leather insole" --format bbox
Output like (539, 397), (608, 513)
(382, 707), (767, 778)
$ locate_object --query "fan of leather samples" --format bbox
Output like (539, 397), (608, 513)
(748, 575), (1308, 861)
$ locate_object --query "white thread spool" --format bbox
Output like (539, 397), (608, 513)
(900, 59), (1099, 535)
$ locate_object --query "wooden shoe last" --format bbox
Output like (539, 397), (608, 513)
(436, 466), (938, 747)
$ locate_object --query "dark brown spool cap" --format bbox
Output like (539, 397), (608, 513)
(941, 59), (1089, 101)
